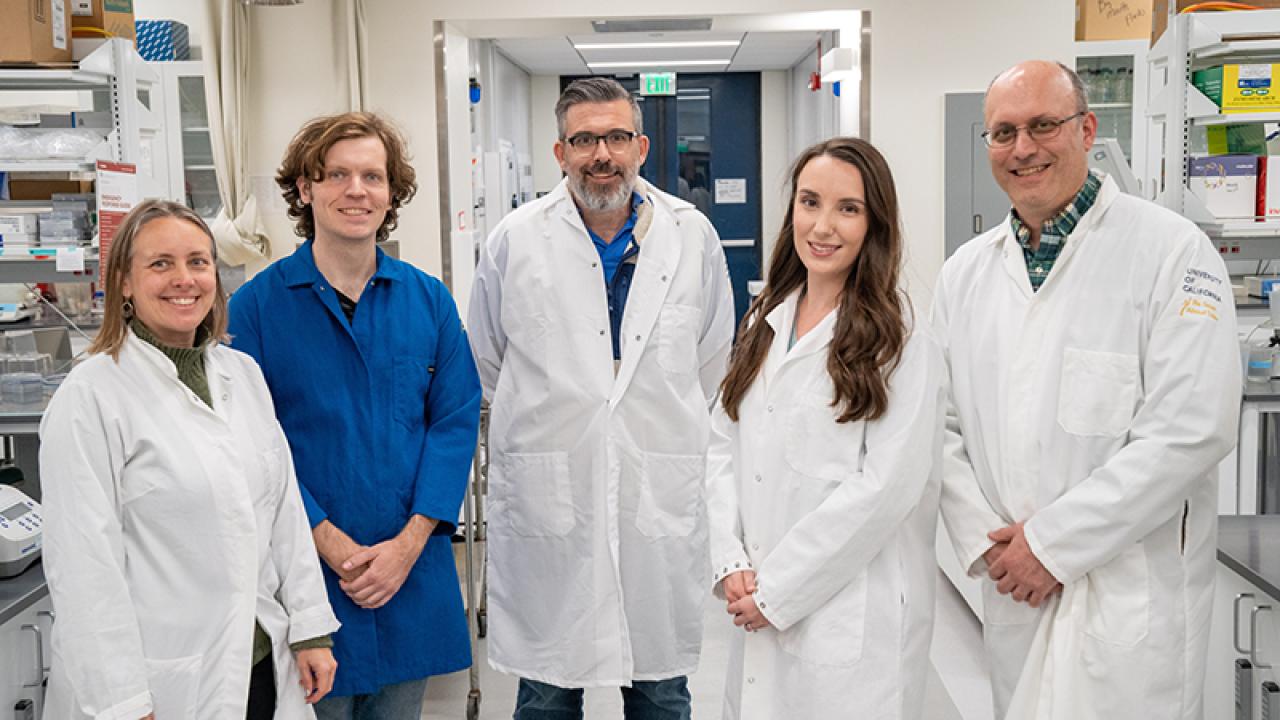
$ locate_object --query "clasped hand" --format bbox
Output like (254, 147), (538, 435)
(722, 570), (772, 632)
(985, 521), (1062, 608)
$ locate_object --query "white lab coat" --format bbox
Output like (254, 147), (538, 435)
(706, 292), (944, 720)
(932, 175), (1241, 720)
(468, 178), (736, 687)
(38, 331), (340, 720)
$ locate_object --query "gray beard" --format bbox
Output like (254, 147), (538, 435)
(569, 166), (636, 212)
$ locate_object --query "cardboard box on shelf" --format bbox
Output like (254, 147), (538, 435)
(1076, 0), (1151, 41)
(1193, 64), (1280, 114)
(71, 0), (135, 42)
(1266, 156), (1280, 219)
(0, 0), (72, 65)
(7, 180), (94, 201)
(1152, 0), (1280, 46)
(134, 19), (188, 61)
(1188, 154), (1261, 220)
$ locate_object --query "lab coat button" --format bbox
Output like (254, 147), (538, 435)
(752, 543), (759, 550)
(222, 393), (229, 401)
(592, 261), (598, 268)
(661, 274), (668, 282)
(754, 473), (761, 483)
(734, 562), (741, 568)
(767, 405), (774, 413)
(747, 677), (755, 684)
(599, 330), (606, 336)
(635, 334), (641, 341)
(759, 602), (767, 608)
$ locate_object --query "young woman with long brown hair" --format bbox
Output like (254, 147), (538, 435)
(706, 137), (944, 719)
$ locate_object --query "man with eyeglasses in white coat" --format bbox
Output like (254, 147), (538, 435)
(467, 77), (735, 719)
(932, 59), (1241, 720)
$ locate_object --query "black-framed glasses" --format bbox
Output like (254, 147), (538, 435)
(563, 130), (638, 154)
(981, 112), (1086, 148)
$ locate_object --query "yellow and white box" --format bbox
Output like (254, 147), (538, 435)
(1194, 64), (1280, 114)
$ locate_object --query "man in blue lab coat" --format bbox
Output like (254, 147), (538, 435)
(229, 111), (481, 720)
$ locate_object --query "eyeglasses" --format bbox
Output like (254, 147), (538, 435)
(563, 130), (638, 154)
(981, 112), (1086, 148)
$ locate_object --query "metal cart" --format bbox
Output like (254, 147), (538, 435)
(462, 406), (489, 720)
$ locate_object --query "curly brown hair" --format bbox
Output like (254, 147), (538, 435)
(720, 137), (909, 424)
(276, 112), (418, 243)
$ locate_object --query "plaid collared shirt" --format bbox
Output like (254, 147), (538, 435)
(1010, 171), (1102, 292)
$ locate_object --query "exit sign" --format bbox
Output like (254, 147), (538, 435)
(641, 72), (677, 96)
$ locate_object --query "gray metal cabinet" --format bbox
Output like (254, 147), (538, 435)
(944, 92), (1008, 259)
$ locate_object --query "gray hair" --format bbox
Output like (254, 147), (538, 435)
(986, 61), (1089, 114)
(555, 77), (644, 138)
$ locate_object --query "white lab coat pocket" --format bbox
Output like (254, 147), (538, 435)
(490, 452), (575, 537)
(1057, 348), (1139, 437)
(783, 394), (861, 483)
(777, 572), (868, 667)
(145, 654), (202, 718)
(657, 303), (699, 376)
(1083, 544), (1150, 647)
(637, 451), (703, 538)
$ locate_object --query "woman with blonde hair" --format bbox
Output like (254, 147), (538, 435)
(39, 199), (339, 719)
(707, 138), (944, 719)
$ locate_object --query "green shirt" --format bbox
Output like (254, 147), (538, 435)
(1009, 171), (1102, 292)
(130, 321), (332, 665)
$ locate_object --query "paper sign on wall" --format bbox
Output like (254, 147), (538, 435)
(95, 160), (138, 282)
(715, 178), (746, 205)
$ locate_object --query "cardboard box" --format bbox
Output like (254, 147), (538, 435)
(6, 180), (94, 201)
(1152, 0), (1280, 46)
(1076, 0), (1151, 41)
(1193, 64), (1280, 114)
(1266, 156), (1280, 219)
(71, 0), (135, 42)
(0, 0), (72, 65)
(134, 20), (188, 61)
(1188, 154), (1260, 220)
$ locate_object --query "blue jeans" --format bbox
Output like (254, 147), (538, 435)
(514, 676), (691, 720)
(312, 677), (428, 720)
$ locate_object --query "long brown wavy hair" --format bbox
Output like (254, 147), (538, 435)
(276, 111), (418, 243)
(719, 137), (909, 423)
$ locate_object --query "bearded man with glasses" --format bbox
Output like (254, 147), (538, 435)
(932, 60), (1240, 720)
(468, 76), (735, 719)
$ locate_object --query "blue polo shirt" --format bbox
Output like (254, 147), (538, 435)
(227, 240), (482, 696)
(586, 193), (642, 360)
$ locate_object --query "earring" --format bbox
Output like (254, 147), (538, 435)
(122, 298), (134, 319)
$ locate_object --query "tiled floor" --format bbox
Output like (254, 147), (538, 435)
(421, 568), (986, 719)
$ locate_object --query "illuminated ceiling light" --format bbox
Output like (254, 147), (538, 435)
(574, 41), (740, 50)
(588, 59), (731, 68)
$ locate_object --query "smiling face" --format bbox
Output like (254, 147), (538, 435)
(121, 216), (218, 348)
(554, 99), (649, 212)
(984, 61), (1097, 226)
(297, 135), (391, 246)
(792, 154), (868, 288)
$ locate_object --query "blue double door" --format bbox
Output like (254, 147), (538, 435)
(563, 73), (764, 328)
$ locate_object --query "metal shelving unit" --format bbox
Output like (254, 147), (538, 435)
(1145, 9), (1280, 259)
(0, 39), (158, 283)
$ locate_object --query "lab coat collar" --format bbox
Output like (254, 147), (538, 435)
(281, 239), (400, 289)
(762, 289), (836, 389)
(995, 173), (1120, 299)
(123, 330), (234, 420)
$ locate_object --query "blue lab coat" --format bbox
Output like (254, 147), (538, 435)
(228, 240), (481, 696)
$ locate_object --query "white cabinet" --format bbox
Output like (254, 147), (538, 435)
(149, 62), (221, 220)
(1074, 39), (1151, 198)
(0, 594), (52, 720)
(1207, 563), (1280, 719)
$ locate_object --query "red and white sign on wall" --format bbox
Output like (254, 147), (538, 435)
(94, 160), (137, 282)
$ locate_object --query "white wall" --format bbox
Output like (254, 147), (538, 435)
(529, 74), (561, 196)
(760, 70), (789, 266)
(161, 0), (1077, 309)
